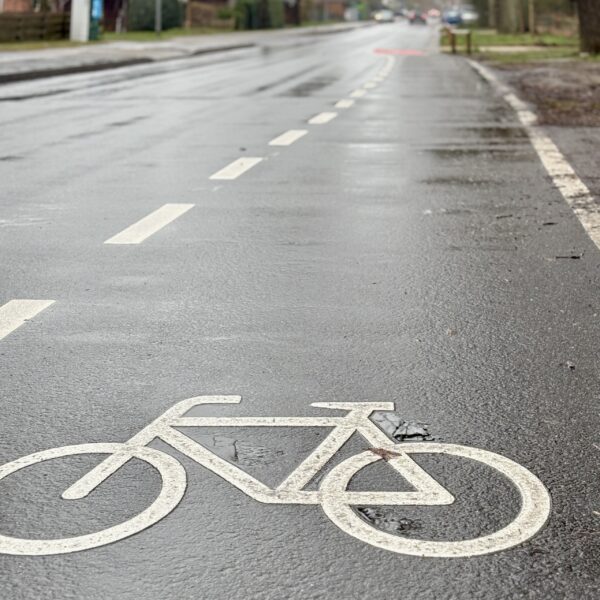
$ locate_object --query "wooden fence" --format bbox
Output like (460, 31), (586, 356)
(0, 13), (70, 42)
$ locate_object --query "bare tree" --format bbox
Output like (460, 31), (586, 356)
(576, 0), (600, 54)
(496, 0), (523, 33)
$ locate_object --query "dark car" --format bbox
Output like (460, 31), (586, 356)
(443, 8), (462, 25)
(409, 11), (427, 25)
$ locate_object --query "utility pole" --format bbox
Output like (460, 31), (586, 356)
(155, 0), (162, 36)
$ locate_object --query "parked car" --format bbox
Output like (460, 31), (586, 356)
(443, 5), (479, 27)
(459, 5), (479, 25)
(443, 8), (462, 25)
(373, 9), (395, 23)
(409, 11), (427, 25)
(427, 8), (442, 24)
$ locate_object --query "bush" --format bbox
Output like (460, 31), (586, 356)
(128, 0), (183, 31)
(234, 0), (284, 29)
(216, 7), (234, 20)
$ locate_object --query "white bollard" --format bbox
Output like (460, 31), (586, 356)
(70, 0), (91, 42)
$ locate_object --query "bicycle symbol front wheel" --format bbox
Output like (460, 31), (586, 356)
(0, 443), (187, 556)
(320, 443), (551, 558)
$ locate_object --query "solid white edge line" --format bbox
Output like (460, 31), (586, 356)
(104, 203), (194, 245)
(209, 157), (263, 180)
(0, 299), (55, 340)
(308, 112), (338, 125)
(468, 59), (600, 250)
(268, 129), (308, 146)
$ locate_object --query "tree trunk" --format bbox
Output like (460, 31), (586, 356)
(577, 0), (600, 54)
(528, 0), (536, 34)
(496, 0), (521, 34)
(488, 0), (496, 28)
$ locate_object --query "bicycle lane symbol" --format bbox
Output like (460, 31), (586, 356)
(0, 395), (551, 557)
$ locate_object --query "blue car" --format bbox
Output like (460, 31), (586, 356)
(443, 9), (462, 25)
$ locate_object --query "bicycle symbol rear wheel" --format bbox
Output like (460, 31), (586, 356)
(320, 443), (551, 558)
(0, 443), (186, 556)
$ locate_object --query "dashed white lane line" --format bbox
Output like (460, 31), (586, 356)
(350, 89), (367, 98)
(469, 60), (600, 250)
(364, 82), (377, 89)
(308, 112), (338, 125)
(268, 129), (308, 146)
(104, 203), (194, 245)
(0, 300), (55, 340)
(209, 157), (263, 180)
(335, 99), (355, 109)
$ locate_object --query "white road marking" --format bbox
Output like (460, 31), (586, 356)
(0, 443), (186, 555)
(335, 99), (355, 109)
(364, 82), (377, 89)
(350, 89), (367, 98)
(104, 203), (194, 245)
(0, 299), (54, 340)
(209, 157), (263, 180)
(268, 129), (308, 146)
(308, 112), (338, 125)
(0, 396), (551, 557)
(321, 443), (551, 558)
(469, 60), (600, 250)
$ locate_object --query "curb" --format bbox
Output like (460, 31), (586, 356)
(0, 58), (152, 84)
(0, 42), (256, 85)
(0, 22), (373, 85)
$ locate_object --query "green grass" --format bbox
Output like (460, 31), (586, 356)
(0, 39), (89, 51)
(439, 27), (590, 63)
(440, 28), (578, 50)
(103, 26), (233, 42)
(471, 29), (578, 48)
(481, 48), (581, 62)
(0, 26), (235, 51)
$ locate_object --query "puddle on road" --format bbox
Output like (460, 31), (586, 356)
(109, 115), (148, 128)
(422, 175), (499, 186)
(457, 126), (528, 141)
(253, 65), (315, 93)
(283, 75), (338, 97)
(426, 147), (531, 161)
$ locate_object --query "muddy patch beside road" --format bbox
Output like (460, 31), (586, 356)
(492, 61), (600, 126)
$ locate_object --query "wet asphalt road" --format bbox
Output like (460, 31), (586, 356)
(1, 22), (599, 600)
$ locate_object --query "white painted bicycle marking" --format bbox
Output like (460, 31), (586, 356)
(0, 396), (551, 557)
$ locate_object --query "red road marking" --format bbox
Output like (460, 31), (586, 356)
(374, 48), (426, 56)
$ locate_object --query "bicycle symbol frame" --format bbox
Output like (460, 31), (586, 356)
(0, 396), (551, 557)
